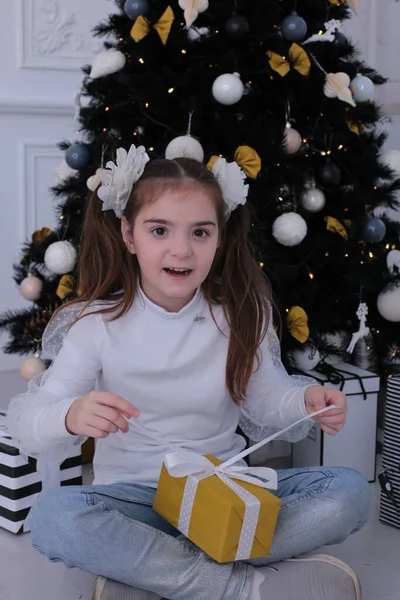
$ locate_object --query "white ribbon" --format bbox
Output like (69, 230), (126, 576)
(164, 405), (336, 560)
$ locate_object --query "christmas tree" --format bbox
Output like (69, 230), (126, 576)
(1, 0), (400, 382)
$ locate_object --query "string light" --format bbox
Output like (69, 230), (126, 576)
(145, 103), (150, 108)
(105, 107), (110, 112)
(103, 128), (107, 132)
(309, 273), (314, 280)
(139, 58), (144, 64)
(325, 252), (329, 257)
(303, 138), (307, 143)
(386, 244), (391, 249)
(59, 215), (64, 220)
(345, 253), (349, 257)
(168, 87), (174, 93)
(278, 196), (283, 201)
(133, 131), (138, 136)
(392, 245), (397, 250)
(360, 261), (364, 265)
(318, 30), (324, 35)
(181, 49), (187, 54)
(259, 262), (264, 267)
(338, 144), (344, 150)
(369, 252), (374, 258)
(149, 147), (154, 151)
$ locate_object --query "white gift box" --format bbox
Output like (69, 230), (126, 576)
(379, 376), (400, 529)
(0, 413), (82, 534)
(292, 362), (379, 482)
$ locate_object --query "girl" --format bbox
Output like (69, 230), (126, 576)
(8, 147), (371, 600)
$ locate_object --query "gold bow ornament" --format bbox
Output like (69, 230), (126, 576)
(324, 216), (348, 239)
(207, 146), (261, 180)
(32, 228), (52, 244)
(131, 6), (175, 45)
(287, 306), (310, 343)
(267, 44), (311, 78)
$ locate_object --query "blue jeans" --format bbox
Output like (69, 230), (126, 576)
(30, 466), (371, 600)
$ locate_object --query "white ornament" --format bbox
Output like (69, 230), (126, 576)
(87, 168), (105, 192)
(324, 72), (356, 107)
(272, 213), (308, 247)
(187, 26), (210, 41)
(347, 302), (370, 354)
(211, 158), (249, 216)
(382, 149), (400, 177)
(90, 48), (126, 79)
(291, 345), (321, 371)
(20, 356), (46, 382)
(387, 249), (400, 273)
(54, 160), (78, 185)
(165, 135), (204, 162)
(283, 124), (302, 154)
(179, 0), (209, 29)
(20, 276), (43, 301)
(98, 145), (150, 218)
(212, 73), (244, 106)
(303, 19), (341, 44)
(350, 74), (375, 103)
(301, 187), (326, 213)
(377, 286), (400, 322)
(44, 241), (77, 275)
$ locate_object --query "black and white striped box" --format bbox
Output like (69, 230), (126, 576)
(380, 377), (400, 529)
(0, 432), (82, 534)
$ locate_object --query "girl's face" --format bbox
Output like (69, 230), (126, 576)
(121, 186), (220, 312)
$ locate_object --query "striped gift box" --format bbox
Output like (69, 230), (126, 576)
(0, 429), (82, 534)
(379, 377), (400, 529)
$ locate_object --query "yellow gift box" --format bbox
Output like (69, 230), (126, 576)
(153, 452), (281, 563)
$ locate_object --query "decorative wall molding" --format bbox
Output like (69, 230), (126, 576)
(0, 98), (74, 116)
(17, 0), (103, 71)
(19, 141), (61, 240)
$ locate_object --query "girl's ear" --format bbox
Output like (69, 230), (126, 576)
(121, 217), (136, 254)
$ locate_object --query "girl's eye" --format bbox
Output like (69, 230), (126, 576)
(152, 227), (167, 236)
(193, 229), (210, 238)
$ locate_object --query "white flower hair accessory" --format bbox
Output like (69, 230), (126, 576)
(97, 144), (150, 218)
(211, 157), (249, 217)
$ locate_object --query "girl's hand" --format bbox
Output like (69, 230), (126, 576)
(65, 391), (140, 438)
(304, 385), (347, 436)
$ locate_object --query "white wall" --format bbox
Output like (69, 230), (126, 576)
(0, 0), (110, 371)
(0, 0), (399, 372)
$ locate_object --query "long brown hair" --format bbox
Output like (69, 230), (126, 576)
(63, 157), (273, 405)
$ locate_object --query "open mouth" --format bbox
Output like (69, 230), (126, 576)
(163, 267), (193, 278)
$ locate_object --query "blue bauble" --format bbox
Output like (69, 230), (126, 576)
(124, 0), (150, 20)
(363, 217), (386, 243)
(281, 11), (307, 42)
(350, 74), (375, 103)
(65, 144), (90, 170)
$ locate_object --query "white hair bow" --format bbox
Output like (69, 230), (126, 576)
(97, 144), (150, 218)
(211, 158), (249, 217)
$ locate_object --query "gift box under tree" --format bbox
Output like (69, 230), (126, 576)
(292, 362), (379, 482)
(0, 412), (82, 534)
(379, 376), (400, 529)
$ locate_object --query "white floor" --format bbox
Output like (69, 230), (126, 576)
(0, 371), (399, 599)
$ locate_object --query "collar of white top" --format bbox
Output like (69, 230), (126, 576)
(136, 284), (204, 320)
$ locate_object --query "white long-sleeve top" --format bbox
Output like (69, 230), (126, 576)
(7, 288), (314, 488)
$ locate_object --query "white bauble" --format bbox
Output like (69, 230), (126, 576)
(291, 345), (321, 371)
(44, 241), (77, 275)
(165, 135), (204, 162)
(90, 48), (126, 79)
(20, 356), (46, 382)
(212, 73), (244, 105)
(382, 149), (400, 178)
(387, 249), (400, 273)
(377, 286), (400, 322)
(350, 74), (374, 103)
(54, 160), (78, 185)
(20, 276), (43, 301)
(87, 168), (105, 192)
(283, 125), (302, 154)
(272, 212), (308, 246)
(301, 187), (326, 213)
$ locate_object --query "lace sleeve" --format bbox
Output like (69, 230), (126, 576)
(7, 302), (103, 458)
(239, 308), (317, 443)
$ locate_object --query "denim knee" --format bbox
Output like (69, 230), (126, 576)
(330, 467), (372, 533)
(30, 486), (83, 558)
